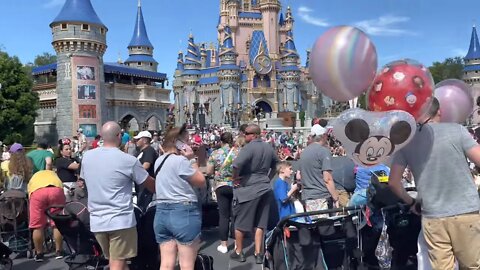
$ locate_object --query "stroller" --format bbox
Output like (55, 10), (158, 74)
(46, 201), (108, 270)
(0, 190), (32, 258)
(264, 206), (365, 270)
(362, 173), (421, 269)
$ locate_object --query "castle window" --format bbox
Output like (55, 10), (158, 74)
(150, 63), (153, 66)
(100, 28), (105, 35)
(61, 23), (68, 30)
(137, 46), (141, 50)
(137, 62), (142, 66)
(81, 24), (90, 31)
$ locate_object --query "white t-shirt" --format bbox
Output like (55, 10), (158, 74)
(80, 147), (148, 232)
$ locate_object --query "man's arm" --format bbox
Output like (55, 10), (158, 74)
(323, 170), (339, 202)
(45, 157), (53, 170)
(389, 163), (415, 205)
(141, 175), (155, 193)
(143, 162), (151, 171)
(466, 145), (480, 167)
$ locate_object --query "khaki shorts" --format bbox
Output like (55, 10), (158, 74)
(94, 227), (137, 260)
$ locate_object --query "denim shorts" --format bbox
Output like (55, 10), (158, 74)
(154, 202), (201, 245)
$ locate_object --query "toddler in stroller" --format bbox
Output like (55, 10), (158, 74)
(0, 190), (31, 257)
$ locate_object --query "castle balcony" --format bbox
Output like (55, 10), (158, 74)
(105, 82), (170, 107)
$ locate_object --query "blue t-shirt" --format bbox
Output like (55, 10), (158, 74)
(354, 164), (390, 193)
(273, 178), (296, 220)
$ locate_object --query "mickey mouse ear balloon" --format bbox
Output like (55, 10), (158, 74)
(368, 59), (434, 121)
(332, 108), (416, 167)
(434, 79), (473, 123)
(309, 26), (378, 102)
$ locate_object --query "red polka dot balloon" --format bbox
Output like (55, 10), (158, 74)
(367, 59), (434, 120)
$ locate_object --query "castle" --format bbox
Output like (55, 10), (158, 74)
(173, 0), (327, 127)
(32, 0), (171, 143)
(463, 25), (480, 125)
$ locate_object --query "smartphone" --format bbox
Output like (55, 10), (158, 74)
(176, 140), (186, 151)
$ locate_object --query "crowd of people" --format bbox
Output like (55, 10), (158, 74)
(1, 102), (480, 269)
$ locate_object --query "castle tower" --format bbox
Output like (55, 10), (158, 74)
(50, 0), (107, 139)
(259, 0), (281, 57)
(284, 6), (294, 30)
(279, 30), (301, 112)
(464, 25), (480, 124)
(182, 34), (201, 123)
(173, 51), (184, 124)
(125, 0), (158, 72)
(217, 25), (240, 125)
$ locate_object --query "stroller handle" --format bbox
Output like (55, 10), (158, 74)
(276, 205), (364, 229)
(44, 205), (69, 220)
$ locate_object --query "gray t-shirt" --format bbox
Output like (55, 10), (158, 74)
(80, 147), (148, 232)
(232, 138), (278, 203)
(154, 154), (197, 203)
(392, 123), (480, 218)
(300, 143), (333, 200)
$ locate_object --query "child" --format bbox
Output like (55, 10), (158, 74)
(273, 161), (299, 220)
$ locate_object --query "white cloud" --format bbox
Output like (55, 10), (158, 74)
(354, 15), (417, 36)
(43, 0), (65, 8)
(297, 5), (329, 27)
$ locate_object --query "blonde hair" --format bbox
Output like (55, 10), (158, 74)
(276, 161), (291, 175)
(235, 135), (246, 148)
(8, 151), (33, 181)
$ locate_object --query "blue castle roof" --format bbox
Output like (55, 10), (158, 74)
(176, 51), (184, 71)
(125, 54), (158, 64)
(249, 31), (269, 65)
(32, 63), (166, 81)
(50, 0), (105, 28)
(129, 2), (153, 48)
(184, 35), (201, 65)
(465, 25), (480, 60)
(239, 12), (262, 19)
(223, 26), (233, 49)
(279, 13), (285, 26)
(284, 30), (298, 55)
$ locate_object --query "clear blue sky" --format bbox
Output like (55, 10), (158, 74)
(0, 0), (478, 89)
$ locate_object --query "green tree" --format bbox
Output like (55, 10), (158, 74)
(428, 57), (464, 84)
(24, 52), (57, 80)
(0, 51), (39, 145)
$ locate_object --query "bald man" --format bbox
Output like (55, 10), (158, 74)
(231, 124), (278, 264)
(81, 121), (155, 270)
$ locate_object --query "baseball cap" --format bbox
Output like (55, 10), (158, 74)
(77, 128), (83, 133)
(9, 143), (24, 153)
(310, 124), (327, 137)
(134, 131), (152, 140)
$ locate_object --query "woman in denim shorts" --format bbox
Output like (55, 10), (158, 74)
(153, 125), (206, 270)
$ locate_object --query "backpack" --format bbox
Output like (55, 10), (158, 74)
(194, 253), (214, 270)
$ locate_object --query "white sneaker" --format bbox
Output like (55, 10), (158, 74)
(217, 245), (228, 254)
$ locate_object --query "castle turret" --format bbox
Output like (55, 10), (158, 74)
(227, 0), (239, 31)
(125, 0), (158, 72)
(50, 0), (107, 139)
(182, 34), (201, 122)
(464, 25), (480, 124)
(285, 6), (294, 30)
(218, 26), (240, 125)
(174, 51), (185, 124)
(279, 30), (301, 112)
(200, 44), (207, 68)
(259, 0), (281, 57)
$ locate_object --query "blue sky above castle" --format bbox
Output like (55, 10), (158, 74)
(1, 0), (479, 89)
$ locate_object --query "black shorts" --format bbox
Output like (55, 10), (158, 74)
(233, 191), (272, 232)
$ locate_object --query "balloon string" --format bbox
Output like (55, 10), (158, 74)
(417, 117), (431, 132)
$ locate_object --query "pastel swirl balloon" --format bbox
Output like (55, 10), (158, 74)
(309, 26), (378, 102)
(434, 79), (473, 123)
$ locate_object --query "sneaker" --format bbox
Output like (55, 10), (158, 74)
(254, 253), (264, 264)
(229, 250), (246, 262)
(55, 251), (64, 259)
(217, 245), (228, 254)
(34, 253), (44, 262)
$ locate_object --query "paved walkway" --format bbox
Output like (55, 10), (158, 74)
(12, 228), (264, 270)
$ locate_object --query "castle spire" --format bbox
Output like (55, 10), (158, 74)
(128, 0), (153, 48)
(50, 0), (105, 28)
(465, 25), (480, 60)
(283, 30), (298, 57)
(222, 25), (233, 49)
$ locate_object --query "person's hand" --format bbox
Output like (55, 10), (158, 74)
(232, 176), (242, 187)
(291, 183), (299, 193)
(409, 201), (421, 215)
(333, 200), (340, 209)
(180, 145), (195, 160)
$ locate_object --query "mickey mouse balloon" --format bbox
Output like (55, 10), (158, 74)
(367, 59), (434, 120)
(332, 108), (416, 167)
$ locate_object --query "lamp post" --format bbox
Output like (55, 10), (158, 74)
(193, 102), (200, 127)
